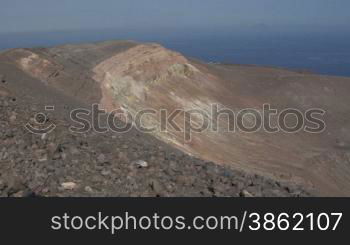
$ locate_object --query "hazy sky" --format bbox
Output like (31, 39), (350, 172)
(1, 0), (349, 33)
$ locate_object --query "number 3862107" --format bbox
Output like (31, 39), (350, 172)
(248, 212), (342, 231)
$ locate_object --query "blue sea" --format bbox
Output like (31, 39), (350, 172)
(1, 29), (349, 77)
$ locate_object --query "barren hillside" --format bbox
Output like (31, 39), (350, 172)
(1, 40), (350, 196)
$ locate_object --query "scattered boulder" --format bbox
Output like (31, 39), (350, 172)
(240, 190), (254, 197)
(84, 186), (93, 193)
(34, 149), (48, 162)
(101, 169), (111, 176)
(9, 112), (17, 124)
(133, 160), (148, 168)
(150, 179), (163, 194)
(61, 182), (77, 190)
(97, 154), (106, 164)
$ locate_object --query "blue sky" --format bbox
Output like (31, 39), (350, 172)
(1, 0), (349, 33)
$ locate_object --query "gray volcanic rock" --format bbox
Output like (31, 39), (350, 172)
(0, 40), (350, 196)
(0, 93), (309, 197)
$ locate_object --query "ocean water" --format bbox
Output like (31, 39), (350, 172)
(1, 30), (349, 77)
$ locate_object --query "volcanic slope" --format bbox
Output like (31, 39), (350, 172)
(1, 40), (350, 196)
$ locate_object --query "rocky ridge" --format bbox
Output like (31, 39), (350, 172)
(0, 90), (310, 197)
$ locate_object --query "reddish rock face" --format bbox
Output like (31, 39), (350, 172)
(2, 41), (350, 196)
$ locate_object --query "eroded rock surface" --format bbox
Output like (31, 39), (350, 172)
(0, 93), (309, 197)
(1, 40), (350, 196)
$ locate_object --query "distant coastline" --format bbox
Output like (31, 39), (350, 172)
(1, 30), (349, 77)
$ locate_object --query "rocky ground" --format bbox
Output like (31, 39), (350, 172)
(0, 90), (311, 197)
